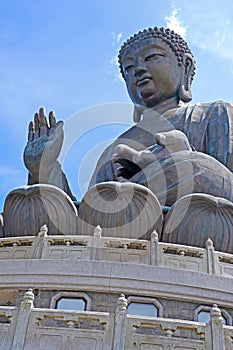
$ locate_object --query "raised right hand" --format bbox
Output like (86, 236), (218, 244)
(23, 107), (64, 183)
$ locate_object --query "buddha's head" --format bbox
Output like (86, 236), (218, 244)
(118, 27), (196, 115)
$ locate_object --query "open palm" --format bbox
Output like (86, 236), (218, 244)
(24, 108), (64, 183)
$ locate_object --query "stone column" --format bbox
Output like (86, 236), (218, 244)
(11, 289), (34, 350)
(210, 304), (225, 350)
(112, 294), (128, 350)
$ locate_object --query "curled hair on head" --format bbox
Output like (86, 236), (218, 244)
(118, 27), (196, 82)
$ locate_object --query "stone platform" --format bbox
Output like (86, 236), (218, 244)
(0, 226), (233, 349)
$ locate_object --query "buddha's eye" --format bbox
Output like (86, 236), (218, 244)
(124, 64), (135, 75)
(145, 53), (164, 61)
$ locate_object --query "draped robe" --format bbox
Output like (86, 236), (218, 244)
(89, 100), (233, 206)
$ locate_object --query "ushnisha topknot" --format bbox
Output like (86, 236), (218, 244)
(118, 26), (196, 82)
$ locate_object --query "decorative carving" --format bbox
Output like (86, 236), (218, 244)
(162, 194), (233, 253)
(36, 313), (106, 330)
(22, 289), (34, 305)
(3, 184), (78, 237)
(78, 182), (163, 239)
(93, 225), (102, 237)
(117, 294), (128, 311)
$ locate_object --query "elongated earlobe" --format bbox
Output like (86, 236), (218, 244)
(133, 105), (143, 123)
(178, 83), (192, 103)
(178, 54), (194, 103)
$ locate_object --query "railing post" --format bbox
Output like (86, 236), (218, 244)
(12, 289), (34, 350)
(210, 304), (225, 350)
(33, 224), (48, 259)
(150, 230), (159, 266)
(91, 225), (102, 260)
(205, 238), (219, 275)
(112, 294), (128, 350)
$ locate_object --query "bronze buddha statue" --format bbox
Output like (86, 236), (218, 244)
(4, 27), (233, 250)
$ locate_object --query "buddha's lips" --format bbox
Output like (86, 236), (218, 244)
(136, 76), (152, 87)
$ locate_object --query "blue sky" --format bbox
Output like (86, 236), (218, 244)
(1, 0), (233, 210)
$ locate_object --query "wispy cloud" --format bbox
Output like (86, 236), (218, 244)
(189, 13), (232, 60)
(109, 55), (124, 82)
(108, 32), (124, 82)
(165, 5), (186, 38)
(165, 3), (233, 64)
(117, 32), (123, 43)
(110, 32), (123, 46)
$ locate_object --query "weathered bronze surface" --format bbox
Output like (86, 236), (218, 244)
(78, 181), (163, 240)
(3, 27), (233, 248)
(4, 185), (77, 236)
(162, 194), (233, 253)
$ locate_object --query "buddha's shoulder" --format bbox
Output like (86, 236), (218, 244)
(175, 100), (233, 122)
(181, 100), (233, 112)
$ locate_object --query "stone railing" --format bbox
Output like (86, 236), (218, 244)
(1, 225), (233, 277)
(0, 290), (232, 350)
(0, 305), (16, 350)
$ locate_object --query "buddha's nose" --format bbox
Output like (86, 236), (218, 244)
(134, 57), (146, 77)
(134, 66), (147, 77)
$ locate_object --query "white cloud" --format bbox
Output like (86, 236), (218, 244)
(117, 32), (123, 43)
(165, 3), (233, 63)
(165, 5), (186, 38)
(187, 13), (233, 61)
(109, 32), (124, 82)
(109, 54), (124, 82)
(215, 31), (226, 49)
(110, 32), (123, 46)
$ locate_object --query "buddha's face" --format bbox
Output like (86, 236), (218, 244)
(121, 37), (183, 108)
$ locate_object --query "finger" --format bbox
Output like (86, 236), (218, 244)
(114, 144), (138, 161)
(132, 150), (155, 166)
(28, 121), (34, 141)
(114, 144), (129, 158)
(155, 132), (167, 146)
(49, 111), (56, 129)
(115, 166), (126, 177)
(47, 121), (64, 160)
(34, 113), (40, 139)
(111, 153), (119, 163)
(49, 120), (64, 139)
(48, 121), (64, 153)
(39, 107), (48, 136)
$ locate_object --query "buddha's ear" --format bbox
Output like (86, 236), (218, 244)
(178, 53), (194, 103)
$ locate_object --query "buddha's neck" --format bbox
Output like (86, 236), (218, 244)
(139, 97), (181, 129)
(152, 97), (180, 114)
